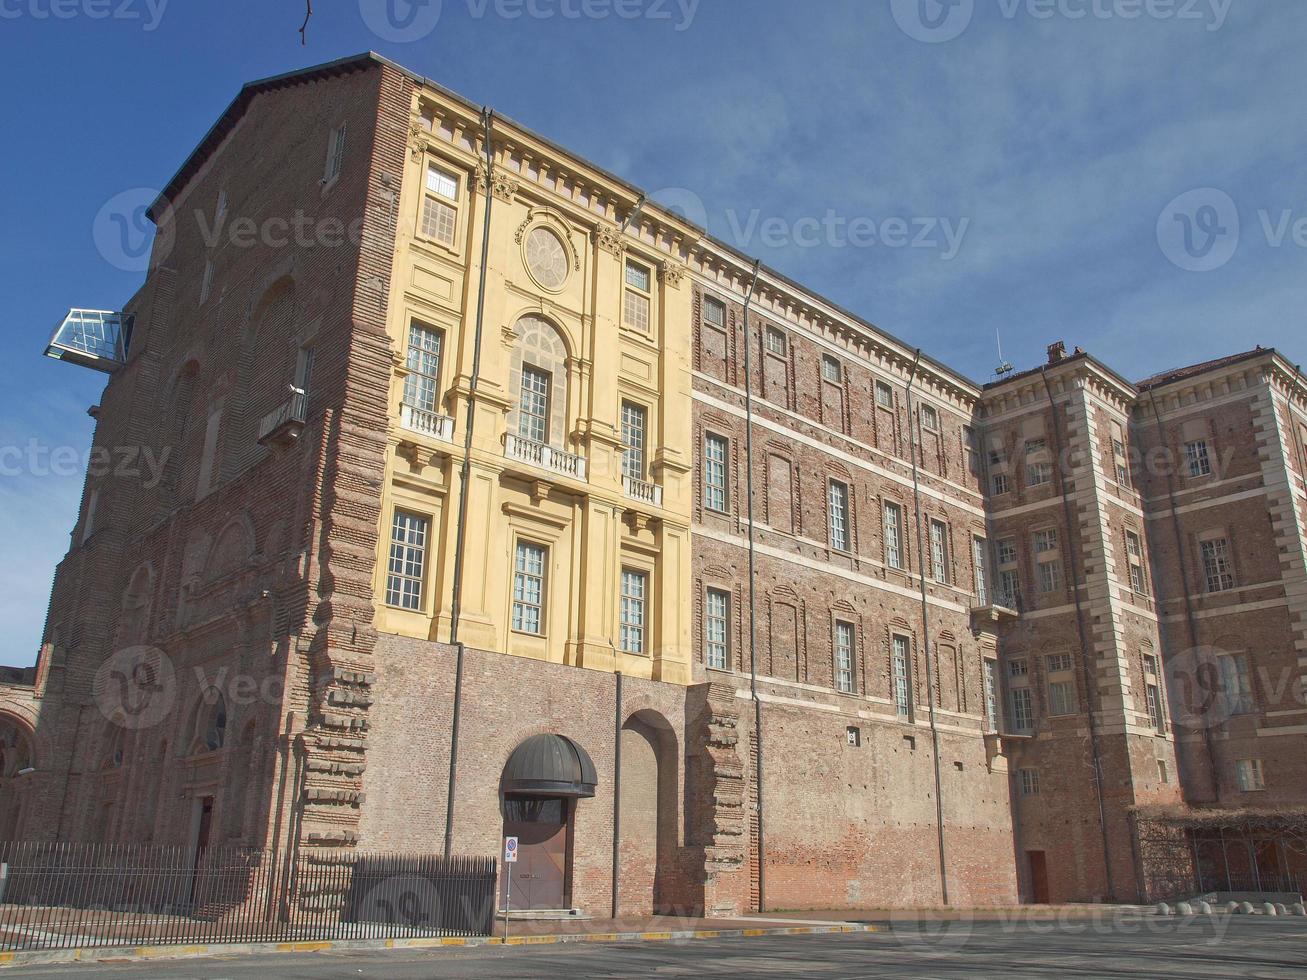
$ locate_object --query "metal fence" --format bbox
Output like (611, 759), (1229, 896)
(0, 841), (497, 952)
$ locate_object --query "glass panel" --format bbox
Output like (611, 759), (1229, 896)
(519, 366), (551, 443)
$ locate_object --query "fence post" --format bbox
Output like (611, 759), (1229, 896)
(0, 862), (8, 904)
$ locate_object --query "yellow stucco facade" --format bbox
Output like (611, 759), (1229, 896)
(370, 83), (696, 684)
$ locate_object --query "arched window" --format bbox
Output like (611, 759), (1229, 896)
(508, 315), (569, 447)
(189, 690), (228, 755)
(101, 724), (125, 770)
(159, 361), (201, 505)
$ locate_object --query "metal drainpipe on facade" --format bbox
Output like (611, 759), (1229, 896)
(444, 106), (496, 860)
(905, 349), (949, 906)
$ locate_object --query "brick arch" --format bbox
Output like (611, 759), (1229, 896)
(206, 513), (256, 582)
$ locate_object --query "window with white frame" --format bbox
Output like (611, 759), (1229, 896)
(892, 635), (912, 717)
(703, 295), (726, 329)
(765, 325), (787, 356)
(1236, 758), (1265, 791)
(996, 537), (1020, 607)
(420, 162), (459, 246)
(619, 568), (649, 655)
(1034, 529), (1062, 594)
(834, 621), (855, 693)
(1111, 421), (1130, 487)
(706, 588), (729, 670)
(963, 426), (980, 475)
(1126, 529), (1148, 595)
(621, 401), (647, 481)
(324, 123), (346, 185)
(1009, 686), (1034, 733)
(623, 259), (652, 332)
(1019, 768), (1041, 796)
(929, 519), (949, 583)
(1143, 654), (1164, 731)
(385, 510), (427, 611)
(1026, 438), (1047, 455)
(1046, 652), (1073, 673)
(992, 472), (1011, 495)
(1201, 536), (1235, 593)
(1185, 439), (1213, 477)
(884, 501), (904, 569)
(1219, 653), (1254, 715)
(875, 380), (894, 408)
(973, 537), (989, 605)
(1027, 459), (1053, 487)
(983, 658), (999, 731)
(518, 365), (551, 443)
(703, 433), (729, 512)
(1037, 556), (1064, 594)
(1048, 678), (1076, 716)
(1009, 658), (1028, 677)
(920, 404), (939, 431)
(821, 355), (842, 384)
(404, 321), (444, 413)
(511, 541), (547, 635)
(828, 479), (850, 552)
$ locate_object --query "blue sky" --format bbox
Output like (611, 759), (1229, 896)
(1, 0), (1303, 665)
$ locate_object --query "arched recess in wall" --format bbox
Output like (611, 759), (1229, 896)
(619, 709), (681, 916)
(768, 586), (803, 682)
(117, 563), (156, 648)
(0, 714), (36, 842)
(187, 690), (229, 757)
(158, 359), (202, 509)
(506, 314), (571, 448)
(230, 276), (296, 475)
(206, 513), (256, 582)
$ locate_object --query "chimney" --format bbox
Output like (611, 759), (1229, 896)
(1047, 341), (1067, 365)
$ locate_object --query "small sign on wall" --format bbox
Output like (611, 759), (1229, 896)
(504, 836), (519, 864)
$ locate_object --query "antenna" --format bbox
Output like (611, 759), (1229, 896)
(995, 329), (1014, 378)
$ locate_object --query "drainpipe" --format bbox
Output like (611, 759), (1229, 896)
(739, 258), (764, 913)
(611, 670), (623, 918)
(1144, 388), (1219, 801)
(444, 107), (496, 859)
(905, 350), (949, 906)
(1040, 368), (1115, 901)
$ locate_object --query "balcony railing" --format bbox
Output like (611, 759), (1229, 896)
(257, 389), (308, 447)
(622, 475), (663, 507)
(400, 402), (455, 442)
(504, 434), (587, 481)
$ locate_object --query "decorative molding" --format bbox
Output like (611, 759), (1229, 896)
(476, 162), (519, 202)
(659, 261), (686, 289)
(592, 223), (625, 256)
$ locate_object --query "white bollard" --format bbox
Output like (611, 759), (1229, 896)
(1262, 903), (1277, 916)
(1155, 902), (1172, 916)
(1176, 902), (1193, 916)
(1197, 901), (1213, 915)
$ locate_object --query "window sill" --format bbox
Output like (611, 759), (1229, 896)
(411, 234), (463, 261)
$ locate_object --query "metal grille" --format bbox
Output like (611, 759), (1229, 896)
(0, 842), (496, 952)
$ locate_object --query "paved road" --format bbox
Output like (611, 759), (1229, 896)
(6, 917), (1306, 978)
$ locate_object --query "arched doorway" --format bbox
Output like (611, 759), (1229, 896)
(619, 711), (678, 916)
(500, 734), (596, 912)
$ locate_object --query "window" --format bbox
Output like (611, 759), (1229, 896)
(1037, 558), (1063, 594)
(324, 123), (346, 184)
(892, 635), (911, 717)
(1027, 460), (1053, 487)
(997, 538), (1018, 566)
(1143, 654), (1164, 731)
(1111, 422), (1130, 487)
(983, 659), (999, 731)
(1046, 653), (1073, 673)
(1201, 537), (1235, 593)
(1126, 530), (1148, 595)
(1185, 439), (1212, 477)
(1048, 679), (1076, 716)
(294, 346), (315, 411)
(963, 426), (979, 474)
(1034, 529), (1059, 554)
(1019, 768), (1040, 796)
(764, 325), (786, 356)
(1009, 658), (1028, 677)
(420, 163), (459, 246)
(518, 366), (551, 443)
(821, 355), (842, 383)
(920, 404), (939, 431)
(884, 501), (904, 569)
(929, 519), (949, 582)
(1010, 687), (1034, 733)
(200, 259), (213, 305)
(992, 472), (1011, 495)
(404, 322), (444, 413)
(846, 726), (861, 747)
(828, 480), (850, 552)
(998, 570), (1021, 607)
(1219, 654), (1254, 715)
(621, 401), (647, 481)
(385, 510), (427, 611)
(1236, 758), (1265, 792)
(834, 621), (855, 693)
(215, 188), (228, 222)
(703, 296), (726, 329)
(703, 433), (729, 512)
(705, 589), (729, 670)
(1026, 438), (1047, 455)
(1035, 529), (1062, 594)
(623, 259), (652, 332)
(619, 568), (649, 655)
(875, 380), (894, 408)
(512, 541), (547, 635)
(973, 538), (989, 605)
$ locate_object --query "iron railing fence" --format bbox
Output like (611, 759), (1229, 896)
(0, 841), (496, 952)
(1144, 870), (1303, 902)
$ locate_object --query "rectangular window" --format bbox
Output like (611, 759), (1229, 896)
(828, 480), (850, 552)
(992, 472), (1011, 495)
(703, 295), (725, 328)
(624, 259), (652, 332)
(518, 366), (550, 443)
(929, 519), (949, 583)
(325, 123), (346, 184)
(1143, 654), (1164, 731)
(619, 568), (648, 655)
(920, 404), (939, 431)
(892, 635), (911, 717)
(621, 401), (647, 481)
(421, 163), (459, 246)
(1027, 461), (1053, 487)
(385, 510), (427, 611)
(706, 589), (729, 670)
(403, 322), (444, 413)
(983, 659), (999, 732)
(1010, 687), (1034, 733)
(822, 355), (842, 383)
(1034, 529), (1059, 554)
(1009, 658), (1029, 677)
(1236, 759), (1264, 792)
(875, 380), (894, 408)
(1020, 768), (1040, 796)
(1112, 422), (1131, 487)
(1046, 653), (1073, 673)
(765, 325), (787, 356)
(973, 538), (989, 605)
(998, 570), (1021, 608)
(511, 541), (547, 635)
(884, 502), (903, 569)
(1037, 559), (1063, 594)
(834, 621), (855, 694)
(1186, 439), (1212, 477)
(1126, 530), (1148, 595)
(1048, 679), (1076, 716)
(1201, 537), (1235, 593)
(1220, 654), (1254, 714)
(997, 538), (1018, 566)
(294, 346), (315, 411)
(703, 433), (728, 512)
(1026, 438), (1047, 456)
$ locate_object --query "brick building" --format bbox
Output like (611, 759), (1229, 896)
(4, 53), (1306, 912)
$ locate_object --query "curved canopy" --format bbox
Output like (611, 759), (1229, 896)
(502, 734), (597, 798)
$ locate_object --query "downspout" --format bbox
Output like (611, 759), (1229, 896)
(740, 258), (764, 913)
(444, 107), (495, 859)
(611, 671), (623, 918)
(1040, 368), (1115, 901)
(905, 349), (949, 905)
(1144, 388), (1219, 801)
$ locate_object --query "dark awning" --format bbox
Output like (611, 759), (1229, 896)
(502, 734), (597, 798)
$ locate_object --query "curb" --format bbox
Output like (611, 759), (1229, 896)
(0, 923), (881, 968)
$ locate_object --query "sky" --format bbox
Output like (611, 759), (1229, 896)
(0, 0), (1303, 665)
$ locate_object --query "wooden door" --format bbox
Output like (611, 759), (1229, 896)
(1028, 850), (1050, 904)
(502, 797), (569, 911)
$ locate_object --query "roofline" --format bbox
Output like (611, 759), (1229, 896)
(1135, 347), (1285, 393)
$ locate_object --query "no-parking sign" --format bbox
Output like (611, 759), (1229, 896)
(504, 836), (519, 863)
